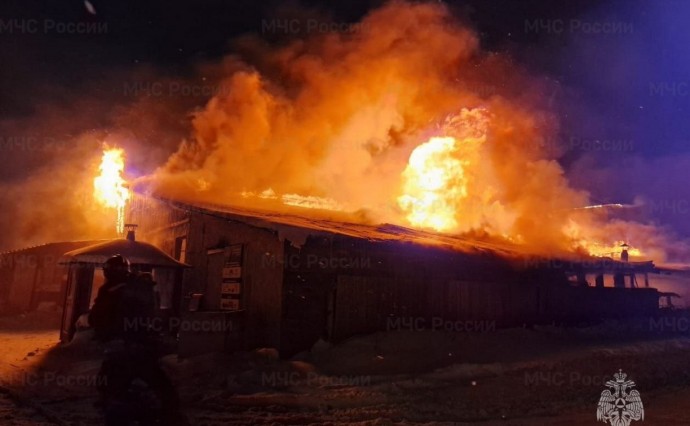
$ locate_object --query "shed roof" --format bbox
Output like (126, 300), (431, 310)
(59, 238), (189, 268)
(151, 196), (616, 266)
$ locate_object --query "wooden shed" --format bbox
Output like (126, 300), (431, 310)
(124, 195), (662, 358)
(0, 241), (101, 315)
(57, 229), (189, 343)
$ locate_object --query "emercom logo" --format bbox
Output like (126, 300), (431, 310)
(596, 370), (644, 426)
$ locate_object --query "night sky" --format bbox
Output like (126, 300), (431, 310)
(1, 0), (689, 246)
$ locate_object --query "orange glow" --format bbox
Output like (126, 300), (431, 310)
(282, 194), (343, 210)
(395, 109), (499, 234)
(582, 241), (644, 260)
(94, 148), (130, 233)
(241, 188), (343, 211)
(143, 2), (679, 261)
(564, 220), (644, 259)
(397, 136), (465, 231)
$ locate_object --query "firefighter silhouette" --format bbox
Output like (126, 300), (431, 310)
(87, 254), (187, 425)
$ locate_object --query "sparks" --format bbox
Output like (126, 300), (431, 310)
(93, 148), (130, 234)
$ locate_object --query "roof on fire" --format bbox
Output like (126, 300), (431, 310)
(144, 196), (659, 273)
(149, 196), (648, 268)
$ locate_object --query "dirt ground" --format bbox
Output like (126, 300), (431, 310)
(2, 313), (690, 425)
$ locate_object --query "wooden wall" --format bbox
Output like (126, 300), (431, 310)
(279, 234), (660, 347)
(129, 196), (285, 354)
(279, 235), (521, 352)
(184, 213), (284, 350)
(1, 242), (95, 314)
(126, 197), (661, 358)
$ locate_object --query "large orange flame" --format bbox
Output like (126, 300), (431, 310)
(397, 136), (465, 231)
(93, 148), (130, 234)
(143, 2), (679, 261)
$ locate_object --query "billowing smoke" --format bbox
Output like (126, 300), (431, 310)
(0, 68), (195, 251)
(3, 0), (687, 262)
(145, 2), (563, 251)
(148, 1), (646, 257)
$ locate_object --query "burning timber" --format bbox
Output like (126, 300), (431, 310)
(2, 193), (669, 358)
(100, 194), (662, 357)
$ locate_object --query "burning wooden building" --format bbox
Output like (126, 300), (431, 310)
(38, 110), (668, 358)
(92, 194), (663, 358)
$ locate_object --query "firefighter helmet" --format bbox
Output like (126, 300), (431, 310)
(103, 254), (130, 273)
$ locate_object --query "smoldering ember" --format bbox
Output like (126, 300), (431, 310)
(1, 1), (690, 425)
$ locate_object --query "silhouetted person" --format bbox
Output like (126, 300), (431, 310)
(88, 255), (185, 425)
(89, 254), (135, 341)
